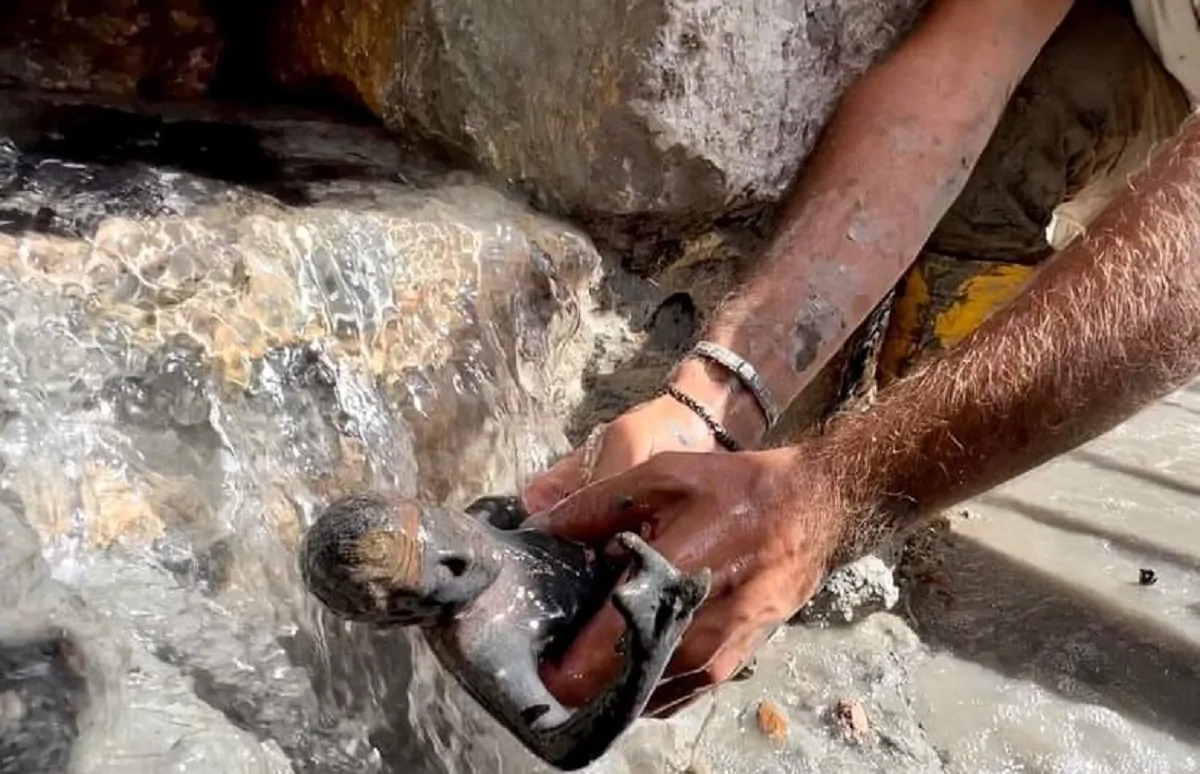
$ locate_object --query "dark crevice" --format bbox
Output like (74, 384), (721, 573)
(203, 0), (279, 104)
(202, 0), (383, 125)
(0, 630), (89, 774)
(19, 105), (290, 189)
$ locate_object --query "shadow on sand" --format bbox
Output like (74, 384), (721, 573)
(905, 490), (1200, 750)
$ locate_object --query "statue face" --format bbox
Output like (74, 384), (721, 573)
(301, 492), (497, 627)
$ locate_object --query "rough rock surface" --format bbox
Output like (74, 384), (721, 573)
(799, 554), (903, 626)
(272, 0), (931, 239)
(614, 614), (944, 774)
(0, 0), (224, 100)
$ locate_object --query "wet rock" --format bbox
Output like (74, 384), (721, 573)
(0, 629), (88, 774)
(756, 699), (790, 744)
(0, 0), (223, 100)
(833, 698), (869, 741)
(270, 0), (931, 243)
(632, 614), (944, 774)
(0, 98), (607, 773)
(797, 553), (903, 626)
(0, 93), (941, 774)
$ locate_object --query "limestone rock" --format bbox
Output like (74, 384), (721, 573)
(797, 553), (903, 626)
(0, 0), (224, 100)
(271, 0), (931, 240)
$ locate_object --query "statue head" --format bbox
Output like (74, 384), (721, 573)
(300, 491), (501, 627)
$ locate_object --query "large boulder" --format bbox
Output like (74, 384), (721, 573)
(271, 0), (931, 244)
(0, 93), (942, 774)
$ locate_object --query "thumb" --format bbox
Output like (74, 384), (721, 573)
(529, 459), (687, 542)
(520, 447), (586, 514)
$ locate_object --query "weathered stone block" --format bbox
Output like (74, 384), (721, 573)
(272, 0), (929, 235)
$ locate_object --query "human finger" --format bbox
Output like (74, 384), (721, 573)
(646, 685), (713, 720)
(645, 600), (767, 717)
(527, 460), (689, 540)
(525, 417), (619, 513)
(521, 446), (586, 514)
(538, 598), (627, 707)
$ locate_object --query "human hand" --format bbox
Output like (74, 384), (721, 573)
(520, 392), (725, 514)
(526, 446), (847, 717)
(521, 359), (769, 514)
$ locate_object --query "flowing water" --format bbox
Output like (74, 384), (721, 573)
(0, 98), (611, 773)
(0, 96), (1198, 774)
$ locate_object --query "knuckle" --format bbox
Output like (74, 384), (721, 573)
(705, 658), (738, 686)
(671, 639), (716, 680)
(642, 450), (685, 480)
(705, 645), (751, 686)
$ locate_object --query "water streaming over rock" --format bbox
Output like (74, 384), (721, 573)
(0, 101), (616, 773)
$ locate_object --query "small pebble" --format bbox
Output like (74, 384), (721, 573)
(833, 698), (870, 740)
(755, 699), (789, 744)
(1139, 568), (1158, 586)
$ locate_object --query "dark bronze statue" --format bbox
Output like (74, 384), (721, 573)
(300, 492), (711, 771)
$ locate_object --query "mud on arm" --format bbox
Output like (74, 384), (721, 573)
(671, 0), (1076, 445)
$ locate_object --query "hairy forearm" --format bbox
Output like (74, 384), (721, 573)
(806, 112), (1200, 559)
(673, 0), (1073, 445)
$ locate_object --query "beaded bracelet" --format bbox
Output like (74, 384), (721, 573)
(659, 385), (742, 452)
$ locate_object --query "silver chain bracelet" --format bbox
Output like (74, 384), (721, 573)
(686, 341), (781, 431)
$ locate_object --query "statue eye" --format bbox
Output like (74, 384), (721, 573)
(440, 555), (469, 577)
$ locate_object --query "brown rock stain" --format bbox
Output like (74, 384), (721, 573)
(350, 500), (423, 589)
(262, 489), (303, 549)
(80, 462), (165, 549)
(2, 213), (499, 391)
(272, 0), (419, 114)
(310, 435), (372, 503)
(15, 466), (75, 541)
(14, 458), (214, 551)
